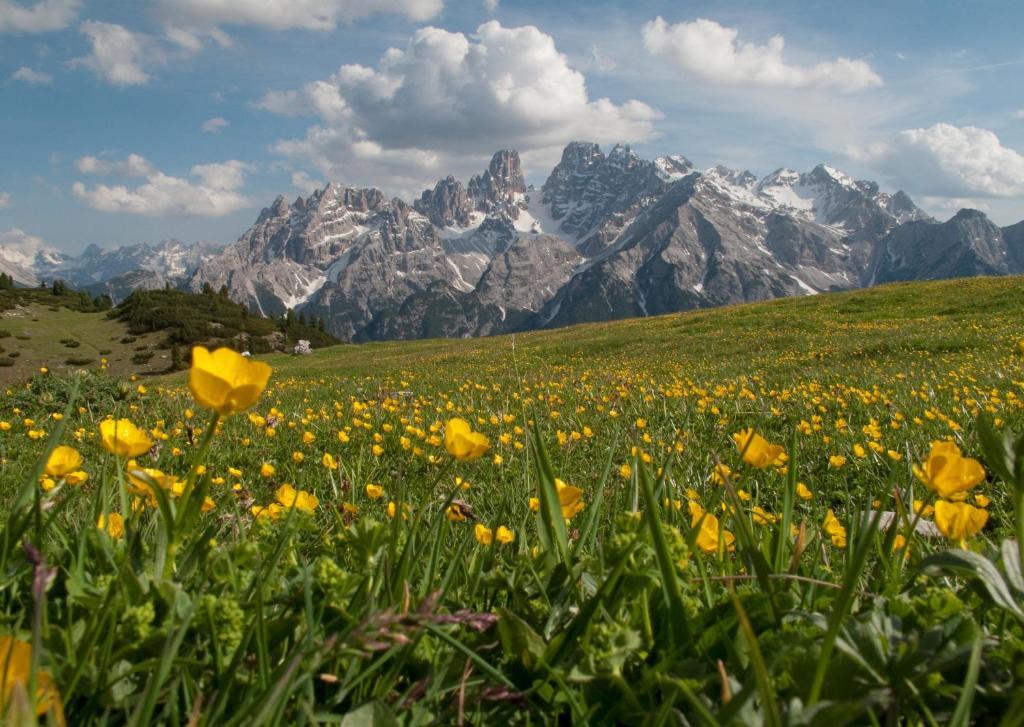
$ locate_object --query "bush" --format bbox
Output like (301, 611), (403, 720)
(131, 351), (154, 364)
(65, 356), (94, 366)
(0, 357), (14, 367)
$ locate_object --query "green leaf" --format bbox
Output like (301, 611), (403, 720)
(919, 549), (1024, 621)
(340, 701), (399, 727)
(496, 608), (547, 671)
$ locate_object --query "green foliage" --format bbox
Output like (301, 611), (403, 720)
(109, 289), (340, 353)
(0, 276), (1023, 722)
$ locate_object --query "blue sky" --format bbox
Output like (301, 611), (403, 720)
(1, 0), (1023, 254)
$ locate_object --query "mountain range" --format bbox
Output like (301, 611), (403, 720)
(5, 142), (1023, 340)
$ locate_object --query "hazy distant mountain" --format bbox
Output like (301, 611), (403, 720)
(0, 238), (221, 300)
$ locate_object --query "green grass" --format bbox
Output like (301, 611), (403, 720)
(2, 276), (1024, 724)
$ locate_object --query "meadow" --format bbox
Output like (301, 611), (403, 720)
(2, 276), (1024, 724)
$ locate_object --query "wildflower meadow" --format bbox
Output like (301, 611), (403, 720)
(2, 277), (1024, 724)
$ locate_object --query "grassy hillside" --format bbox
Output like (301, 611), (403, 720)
(3, 275), (1024, 724)
(0, 286), (340, 385)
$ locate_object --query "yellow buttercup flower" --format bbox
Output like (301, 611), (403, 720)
(275, 484), (318, 514)
(795, 482), (813, 500)
(692, 510), (735, 553)
(496, 525), (515, 544)
(260, 462), (276, 478)
(829, 455), (847, 469)
(189, 346), (271, 417)
(731, 428), (785, 468)
(44, 445), (83, 477)
(823, 509), (847, 548)
(99, 419), (152, 458)
(474, 523), (493, 545)
(365, 483), (384, 500)
(934, 500), (988, 542)
(914, 441), (985, 500)
(98, 512), (125, 539)
(0, 636), (65, 725)
(555, 478), (584, 519)
(321, 452), (338, 470)
(444, 418), (490, 461)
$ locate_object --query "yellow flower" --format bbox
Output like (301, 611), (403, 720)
(189, 346), (271, 417)
(446, 504), (468, 521)
(528, 497), (540, 512)
(444, 418), (490, 461)
(823, 509), (847, 548)
(710, 463), (732, 485)
(252, 503), (283, 521)
(365, 483), (384, 500)
(913, 500), (935, 519)
(555, 478), (584, 519)
(934, 500), (988, 542)
(913, 441), (985, 500)
(98, 512), (125, 539)
(974, 493), (991, 508)
(275, 484), (318, 514)
(302, 431), (316, 445)
(371, 444), (384, 457)
(795, 482), (812, 500)
(731, 428), (785, 468)
(474, 523), (494, 545)
(260, 462), (276, 478)
(752, 506), (777, 525)
(0, 636), (65, 724)
(321, 452), (338, 470)
(63, 470), (88, 486)
(496, 526), (515, 544)
(99, 419), (153, 458)
(44, 445), (82, 477)
(692, 511), (735, 553)
(619, 463), (632, 479)
(829, 455), (847, 469)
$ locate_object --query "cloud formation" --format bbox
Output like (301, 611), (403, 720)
(0, 192), (10, 208)
(854, 123), (1024, 198)
(258, 21), (659, 192)
(201, 117), (228, 133)
(73, 156), (250, 216)
(11, 65), (52, 83)
(642, 17), (882, 92)
(0, 0), (78, 33)
(157, 0), (442, 32)
(72, 21), (155, 86)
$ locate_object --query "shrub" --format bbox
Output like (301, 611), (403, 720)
(65, 356), (94, 366)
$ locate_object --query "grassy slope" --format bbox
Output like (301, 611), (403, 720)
(261, 276), (1024, 383)
(0, 304), (167, 384)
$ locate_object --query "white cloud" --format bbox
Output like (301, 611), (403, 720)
(918, 196), (990, 221)
(74, 153), (155, 177)
(258, 21), (659, 192)
(1014, 109), (1024, 120)
(483, 0), (499, 12)
(11, 65), (52, 83)
(642, 17), (882, 92)
(73, 158), (251, 216)
(156, 0), (443, 32)
(201, 117), (228, 133)
(0, 192), (10, 208)
(854, 123), (1024, 198)
(291, 171), (322, 195)
(0, 0), (78, 33)
(72, 21), (156, 86)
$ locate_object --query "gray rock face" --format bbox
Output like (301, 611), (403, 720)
(865, 209), (1013, 285)
(180, 140), (1020, 342)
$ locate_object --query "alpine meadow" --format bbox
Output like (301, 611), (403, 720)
(3, 0), (1024, 724)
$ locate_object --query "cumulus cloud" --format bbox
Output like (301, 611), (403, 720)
(0, 192), (10, 208)
(201, 117), (228, 133)
(642, 17), (882, 92)
(72, 21), (156, 86)
(73, 157), (251, 216)
(0, 0), (78, 33)
(257, 21), (660, 192)
(157, 0), (442, 32)
(853, 123), (1024, 198)
(11, 65), (52, 83)
(75, 153), (155, 177)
